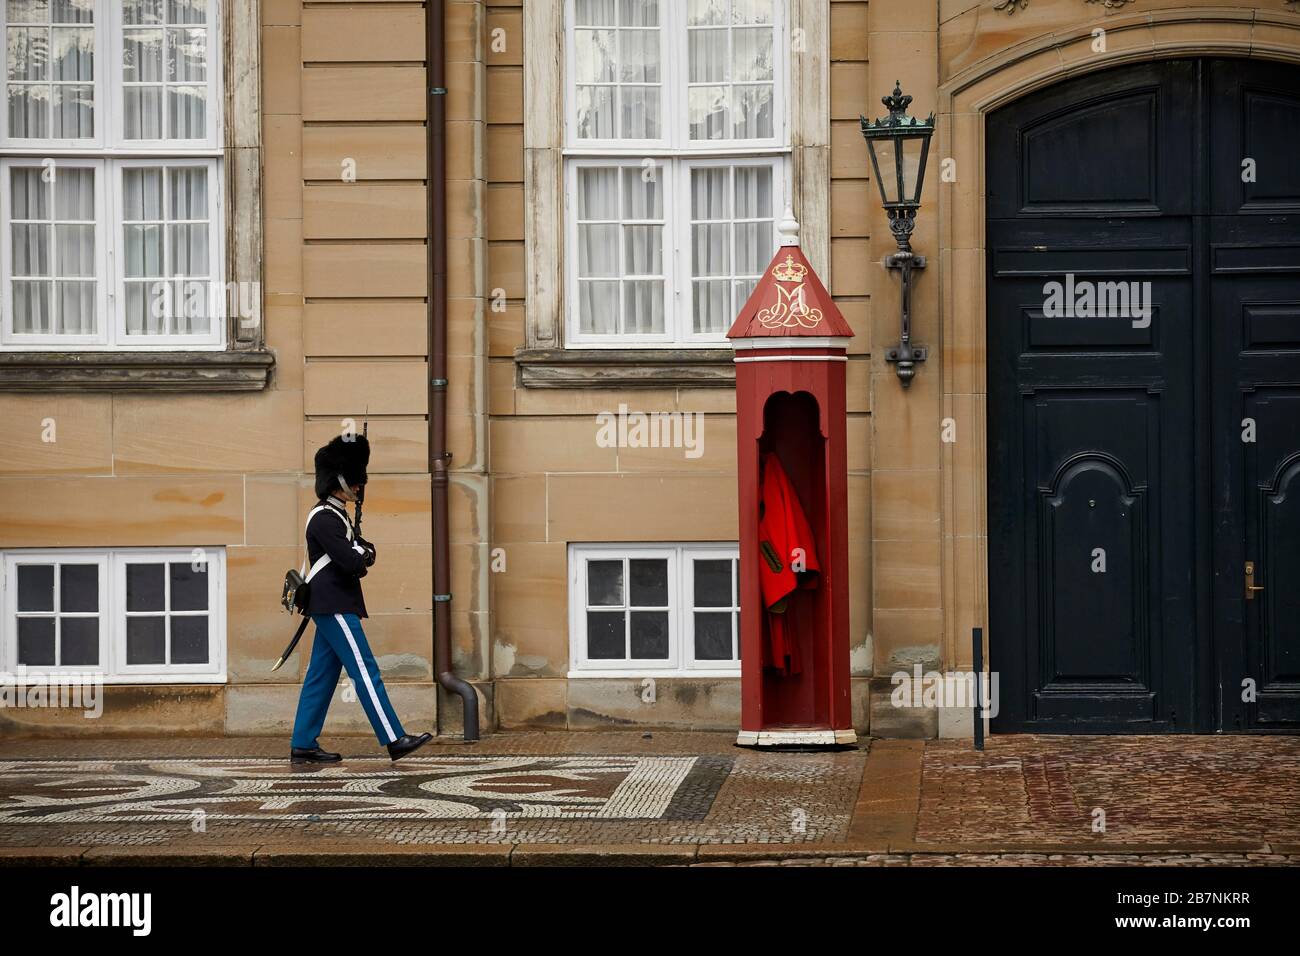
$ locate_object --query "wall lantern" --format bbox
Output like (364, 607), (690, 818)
(860, 82), (936, 388)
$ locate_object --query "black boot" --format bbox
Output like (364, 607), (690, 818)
(387, 732), (432, 761)
(290, 746), (342, 764)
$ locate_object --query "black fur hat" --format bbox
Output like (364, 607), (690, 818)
(314, 434), (370, 499)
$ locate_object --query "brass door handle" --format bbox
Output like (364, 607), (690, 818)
(1246, 561), (1264, 600)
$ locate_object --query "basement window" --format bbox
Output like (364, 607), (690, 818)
(2, 547), (226, 682)
(568, 543), (740, 676)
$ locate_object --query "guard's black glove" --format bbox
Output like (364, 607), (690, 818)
(356, 537), (378, 568)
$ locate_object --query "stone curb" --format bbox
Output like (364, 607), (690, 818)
(511, 844), (698, 866)
(252, 845), (514, 867)
(2, 841), (1284, 868)
(82, 846), (261, 866)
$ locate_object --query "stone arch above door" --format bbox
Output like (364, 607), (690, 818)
(931, 4), (1300, 679)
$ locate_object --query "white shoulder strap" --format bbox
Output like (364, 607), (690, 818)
(300, 504), (353, 580)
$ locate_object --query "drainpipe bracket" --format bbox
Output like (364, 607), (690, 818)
(430, 87), (448, 95)
(434, 593), (453, 603)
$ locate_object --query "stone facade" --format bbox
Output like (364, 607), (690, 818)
(3, 0), (1298, 738)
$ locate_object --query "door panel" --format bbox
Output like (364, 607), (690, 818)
(988, 58), (1300, 733)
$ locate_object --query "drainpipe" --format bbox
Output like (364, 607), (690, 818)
(428, 0), (479, 741)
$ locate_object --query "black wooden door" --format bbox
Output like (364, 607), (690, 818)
(986, 58), (1300, 733)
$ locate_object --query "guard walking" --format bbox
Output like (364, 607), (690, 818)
(289, 433), (432, 763)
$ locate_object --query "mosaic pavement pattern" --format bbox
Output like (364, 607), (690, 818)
(0, 755), (732, 824)
(0, 734), (867, 847)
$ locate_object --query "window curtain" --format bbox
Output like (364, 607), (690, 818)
(691, 164), (771, 334)
(9, 165), (96, 335)
(576, 165), (664, 337)
(121, 164), (208, 336)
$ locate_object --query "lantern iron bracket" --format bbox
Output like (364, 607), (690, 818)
(883, 250), (928, 386)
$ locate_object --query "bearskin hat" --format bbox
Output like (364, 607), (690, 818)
(314, 434), (370, 499)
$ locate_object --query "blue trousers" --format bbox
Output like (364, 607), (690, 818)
(291, 613), (405, 748)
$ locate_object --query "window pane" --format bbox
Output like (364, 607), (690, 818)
(59, 563), (97, 611)
(734, 164), (771, 218)
(734, 221), (772, 275)
(122, 85), (162, 138)
(575, 0), (616, 26)
(7, 3), (52, 24)
(691, 167), (729, 219)
(692, 223), (730, 276)
(167, 0), (206, 25)
(629, 558), (667, 606)
(168, 26), (205, 82)
(587, 559), (623, 606)
(694, 612), (733, 660)
(620, 0), (657, 28)
(688, 0), (726, 26)
(122, 167), (163, 219)
(586, 610), (625, 659)
(167, 85), (204, 137)
(6, 84), (47, 137)
(688, 28), (726, 84)
(122, 29), (163, 82)
(169, 561), (207, 611)
(694, 559), (731, 607)
(578, 280), (618, 335)
(54, 166), (94, 218)
(10, 166), (47, 218)
(733, 0), (773, 24)
(60, 616), (98, 665)
(688, 85), (728, 141)
(50, 25), (92, 81)
(170, 615), (208, 663)
(692, 280), (728, 334)
(732, 28), (772, 82)
(577, 223), (618, 277)
(17, 616), (55, 665)
(576, 166), (618, 219)
(574, 29), (616, 83)
(623, 226), (660, 275)
(12, 223), (50, 274)
(622, 279), (663, 334)
(11, 280), (50, 331)
(619, 29), (658, 83)
(126, 615), (166, 664)
(52, 0), (93, 24)
(123, 0), (164, 26)
(7, 27), (48, 80)
(122, 224), (162, 276)
(54, 279), (93, 333)
(619, 85), (658, 139)
(126, 563), (165, 611)
(167, 223), (207, 275)
(732, 84), (772, 139)
(629, 610), (669, 658)
(574, 85), (615, 139)
(621, 170), (660, 219)
(17, 563), (54, 611)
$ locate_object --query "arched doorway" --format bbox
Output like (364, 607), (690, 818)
(985, 58), (1300, 733)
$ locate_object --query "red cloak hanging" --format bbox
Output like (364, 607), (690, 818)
(757, 452), (820, 676)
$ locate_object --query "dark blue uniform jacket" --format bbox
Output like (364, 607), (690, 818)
(305, 498), (369, 618)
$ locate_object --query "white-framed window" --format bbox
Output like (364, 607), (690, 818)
(0, 0), (223, 350)
(2, 547), (226, 682)
(568, 543), (740, 676)
(564, 0), (788, 347)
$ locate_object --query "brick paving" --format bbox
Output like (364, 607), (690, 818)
(0, 732), (1297, 865)
(914, 736), (1300, 849)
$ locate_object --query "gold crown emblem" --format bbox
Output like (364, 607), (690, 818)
(771, 254), (807, 283)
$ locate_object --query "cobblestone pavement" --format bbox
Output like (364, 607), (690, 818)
(914, 736), (1300, 849)
(0, 732), (1297, 864)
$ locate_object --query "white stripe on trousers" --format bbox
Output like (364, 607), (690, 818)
(335, 613), (397, 743)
